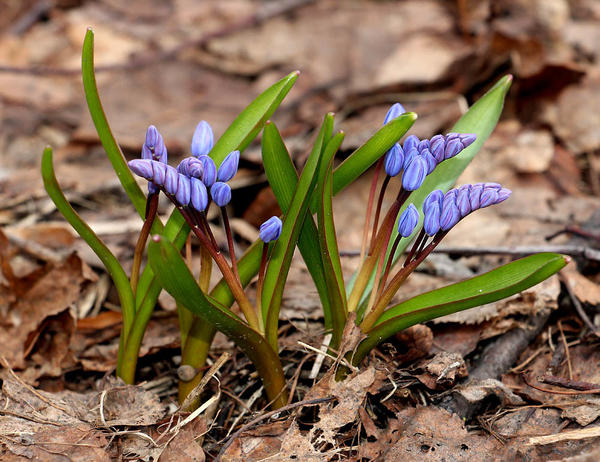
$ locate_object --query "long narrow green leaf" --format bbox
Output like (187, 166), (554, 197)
(262, 132), (344, 350)
(262, 117), (334, 330)
(41, 147), (135, 335)
(147, 236), (287, 408)
(353, 253), (567, 364)
(331, 113), (416, 198)
(316, 149), (347, 348)
(210, 71), (299, 165)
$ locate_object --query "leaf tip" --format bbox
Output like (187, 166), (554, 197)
(562, 254), (572, 265)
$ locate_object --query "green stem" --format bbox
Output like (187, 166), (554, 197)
(130, 193), (159, 295)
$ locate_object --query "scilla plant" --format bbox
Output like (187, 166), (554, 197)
(43, 30), (566, 410)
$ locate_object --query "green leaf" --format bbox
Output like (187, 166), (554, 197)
(261, 116), (334, 331)
(315, 145), (347, 348)
(82, 29), (156, 225)
(331, 113), (416, 198)
(148, 235), (287, 408)
(41, 147), (135, 337)
(262, 131), (344, 350)
(210, 71), (299, 165)
(353, 253), (568, 364)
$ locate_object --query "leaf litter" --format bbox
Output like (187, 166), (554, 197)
(2, 0), (600, 460)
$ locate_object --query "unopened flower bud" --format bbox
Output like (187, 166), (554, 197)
(423, 202), (441, 236)
(176, 174), (191, 206)
(259, 216), (283, 243)
(211, 182), (231, 207)
(191, 121), (214, 157)
(398, 204), (419, 237)
(440, 197), (461, 231)
(456, 187), (471, 217)
(402, 156), (427, 191)
(384, 103), (406, 125)
(177, 157), (204, 179)
(403, 135), (420, 153)
(190, 177), (208, 211)
(198, 155), (217, 187)
(384, 143), (404, 177)
(420, 148), (436, 174)
(217, 150), (240, 182)
(403, 147), (418, 171)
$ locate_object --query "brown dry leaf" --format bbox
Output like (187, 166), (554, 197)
(394, 324), (433, 363)
(493, 407), (563, 439)
(0, 252), (96, 378)
(414, 352), (468, 390)
(384, 406), (501, 461)
(432, 324), (485, 357)
(561, 262), (600, 305)
(159, 419), (206, 462)
(451, 378), (524, 409)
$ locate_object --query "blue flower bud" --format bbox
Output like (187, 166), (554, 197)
(418, 139), (430, 152)
(398, 204), (419, 237)
(402, 156), (428, 191)
(384, 103), (406, 125)
(211, 182), (231, 207)
(403, 135), (419, 153)
(423, 202), (441, 236)
(480, 188), (499, 208)
(440, 198), (461, 231)
(424, 190), (444, 213)
(175, 174), (191, 206)
(403, 147), (419, 171)
(129, 159), (154, 180)
(459, 133), (477, 147)
(190, 177), (208, 211)
(191, 121), (214, 157)
(420, 148), (436, 174)
(446, 132), (460, 140)
(143, 125), (167, 164)
(259, 216), (283, 243)
(217, 150), (240, 182)
(497, 187), (511, 203)
(384, 143), (404, 177)
(197, 155), (217, 187)
(444, 138), (463, 160)
(469, 185), (483, 210)
(430, 139), (445, 163)
(456, 187), (471, 217)
(164, 165), (179, 196)
(177, 157), (204, 179)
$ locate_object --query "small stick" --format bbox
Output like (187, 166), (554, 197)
(179, 352), (230, 412)
(539, 375), (600, 392)
(559, 273), (600, 336)
(558, 321), (573, 380)
(523, 374), (600, 395)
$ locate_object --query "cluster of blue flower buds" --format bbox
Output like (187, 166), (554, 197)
(382, 104), (477, 192)
(423, 183), (511, 236)
(129, 122), (282, 244)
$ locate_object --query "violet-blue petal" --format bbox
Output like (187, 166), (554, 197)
(484, 182), (502, 189)
(430, 137), (445, 163)
(402, 156), (427, 191)
(145, 125), (160, 150)
(403, 147), (419, 170)
(190, 178), (208, 212)
(151, 160), (167, 186)
(259, 216), (283, 243)
(141, 144), (153, 161)
(211, 182), (231, 207)
(497, 187), (511, 203)
(398, 204), (419, 237)
(480, 188), (499, 208)
(191, 121), (214, 157)
(459, 133), (476, 147)
(217, 150), (240, 182)
(423, 202), (441, 236)
(176, 174), (191, 205)
(446, 133), (459, 140)
(384, 143), (404, 177)
(198, 155), (217, 187)
(440, 200), (461, 231)
(403, 135), (420, 153)
(456, 187), (471, 217)
(444, 138), (463, 160)
(164, 165), (179, 195)
(420, 148), (436, 174)
(128, 159), (154, 180)
(424, 190), (444, 213)
(177, 157), (204, 179)
(469, 185), (483, 210)
(418, 139), (431, 152)
(384, 103), (406, 125)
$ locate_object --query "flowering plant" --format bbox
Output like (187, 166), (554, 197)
(42, 30), (567, 410)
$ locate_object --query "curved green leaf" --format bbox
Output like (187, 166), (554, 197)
(41, 147), (135, 336)
(210, 71), (299, 165)
(262, 132), (344, 350)
(353, 253), (568, 364)
(262, 116), (334, 330)
(147, 235), (287, 408)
